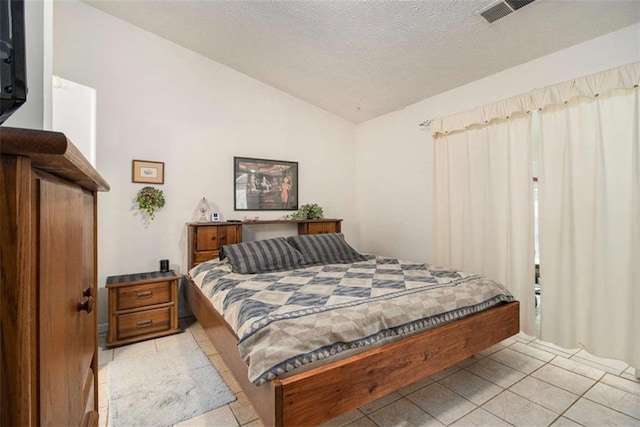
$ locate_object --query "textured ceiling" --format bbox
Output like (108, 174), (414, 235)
(81, 0), (640, 123)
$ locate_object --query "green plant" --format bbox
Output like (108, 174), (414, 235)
(293, 203), (324, 220)
(136, 186), (165, 220)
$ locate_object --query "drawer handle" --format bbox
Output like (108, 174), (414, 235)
(137, 291), (153, 299)
(137, 320), (153, 328)
(77, 296), (94, 314)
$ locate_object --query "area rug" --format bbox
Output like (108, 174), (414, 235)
(109, 345), (236, 426)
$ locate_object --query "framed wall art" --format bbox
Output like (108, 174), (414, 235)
(234, 156), (298, 211)
(132, 160), (164, 184)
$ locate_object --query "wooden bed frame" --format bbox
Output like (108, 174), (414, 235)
(185, 275), (519, 426)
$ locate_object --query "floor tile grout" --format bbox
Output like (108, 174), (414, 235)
(101, 319), (639, 427)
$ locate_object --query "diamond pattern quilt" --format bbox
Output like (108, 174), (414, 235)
(189, 256), (514, 385)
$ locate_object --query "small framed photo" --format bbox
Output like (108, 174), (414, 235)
(211, 212), (220, 222)
(132, 160), (164, 184)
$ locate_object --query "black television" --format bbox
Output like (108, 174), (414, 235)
(0, 0), (27, 125)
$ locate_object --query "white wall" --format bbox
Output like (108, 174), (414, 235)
(52, 0), (640, 328)
(52, 76), (97, 166)
(53, 0), (357, 326)
(356, 23), (640, 263)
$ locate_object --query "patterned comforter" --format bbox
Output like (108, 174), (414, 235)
(188, 256), (514, 385)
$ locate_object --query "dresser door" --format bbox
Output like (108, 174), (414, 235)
(218, 224), (241, 246)
(38, 179), (96, 426)
(196, 225), (219, 250)
(82, 190), (99, 423)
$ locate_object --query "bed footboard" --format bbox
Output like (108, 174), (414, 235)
(184, 275), (519, 426)
(279, 301), (519, 425)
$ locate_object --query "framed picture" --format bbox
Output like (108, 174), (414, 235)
(234, 156), (298, 211)
(132, 160), (164, 184)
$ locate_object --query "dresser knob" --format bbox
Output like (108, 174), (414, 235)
(77, 296), (94, 314)
(83, 285), (94, 298)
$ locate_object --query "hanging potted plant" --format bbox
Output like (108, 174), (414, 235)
(136, 186), (165, 220)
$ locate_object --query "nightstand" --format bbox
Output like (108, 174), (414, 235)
(106, 271), (181, 348)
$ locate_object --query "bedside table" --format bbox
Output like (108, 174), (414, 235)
(106, 271), (181, 348)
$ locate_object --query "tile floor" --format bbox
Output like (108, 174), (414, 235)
(98, 319), (640, 427)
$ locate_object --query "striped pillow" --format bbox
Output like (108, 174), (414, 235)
(219, 238), (307, 274)
(287, 233), (367, 265)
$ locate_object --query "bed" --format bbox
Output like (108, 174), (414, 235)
(184, 234), (519, 426)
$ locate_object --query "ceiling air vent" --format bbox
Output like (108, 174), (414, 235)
(478, 0), (536, 24)
(505, 0), (537, 11)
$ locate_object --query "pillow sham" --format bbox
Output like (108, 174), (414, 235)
(219, 237), (307, 274)
(286, 233), (368, 265)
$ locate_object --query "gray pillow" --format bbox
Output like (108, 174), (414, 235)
(287, 233), (367, 265)
(219, 237), (307, 274)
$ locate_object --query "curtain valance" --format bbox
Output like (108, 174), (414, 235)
(429, 62), (640, 137)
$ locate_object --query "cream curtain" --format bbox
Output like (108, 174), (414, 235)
(434, 113), (536, 335)
(430, 62), (639, 346)
(537, 89), (640, 369)
(430, 62), (640, 137)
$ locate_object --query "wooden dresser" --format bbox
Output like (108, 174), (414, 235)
(106, 271), (181, 348)
(187, 219), (342, 268)
(0, 127), (110, 426)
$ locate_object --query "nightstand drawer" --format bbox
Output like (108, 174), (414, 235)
(117, 281), (171, 310)
(117, 307), (171, 340)
(194, 250), (219, 264)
